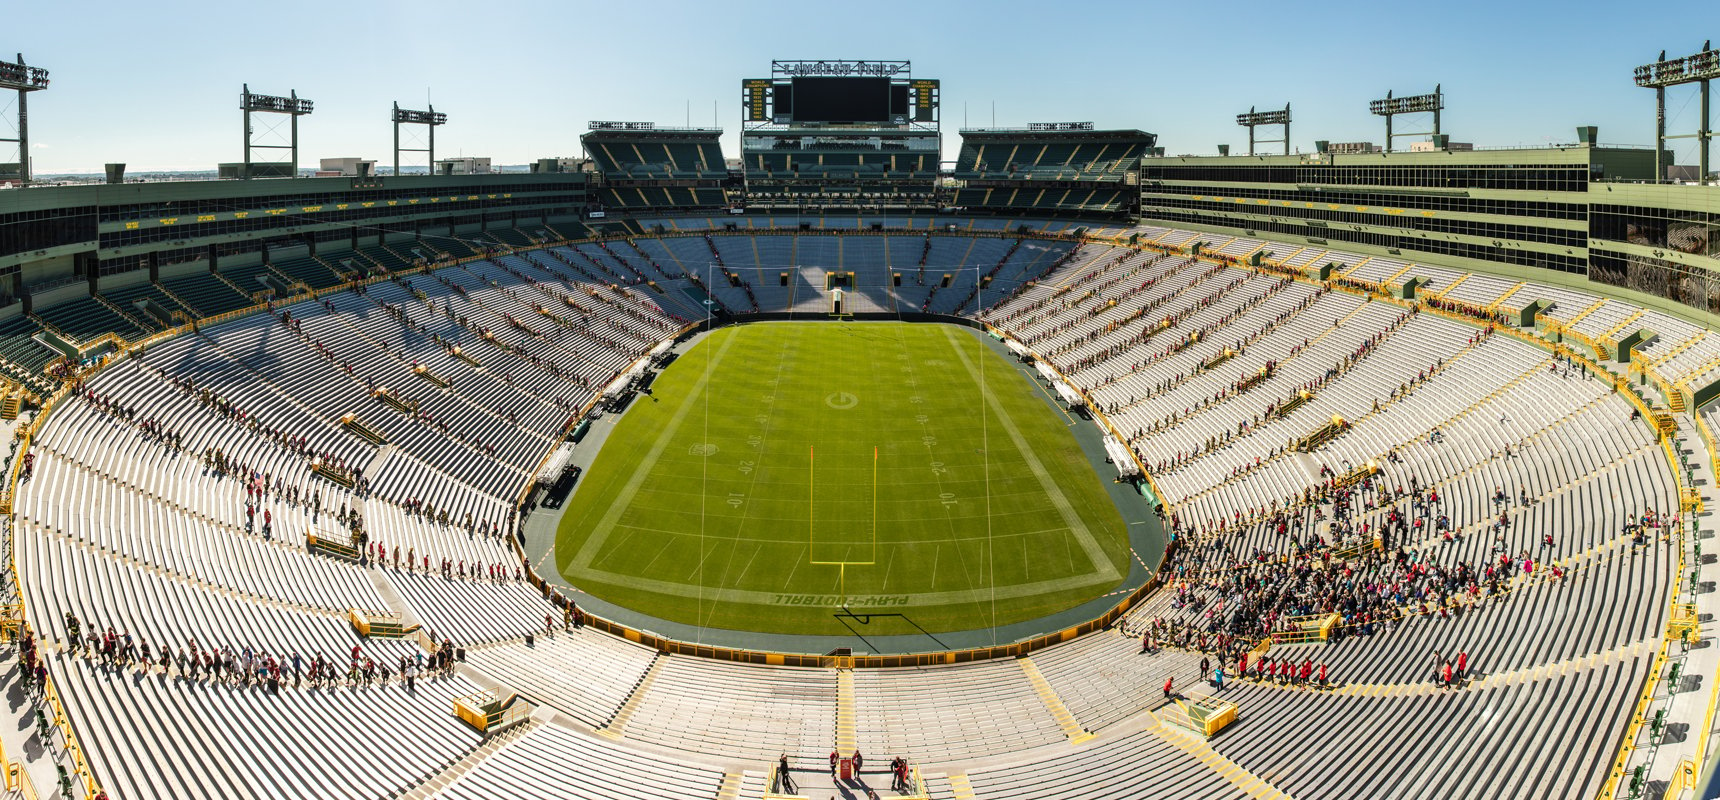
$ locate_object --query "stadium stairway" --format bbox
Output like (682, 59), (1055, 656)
(1147, 712), (1292, 800)
(595, 653), (664, 739)
(400, 718), (543, 800)
(1017, 657), (1095, 744)
(1620, 413), (1720, 797)
(463, 630), (659, 730)
(6, 227), (1716, 799)
(436, 713), (730, 800)
(619, 656), (837, 764)
(0, 646), (77, 798)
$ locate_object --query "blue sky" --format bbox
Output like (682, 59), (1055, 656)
(4, 0), (1714, 173)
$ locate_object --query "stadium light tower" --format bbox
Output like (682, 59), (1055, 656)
(1635, 41), (1718, 184)
(393, 102), (447, 177)
(1368, 86), (1443, 153)
(1236, 104), (1291, 156)
(241, 84), (313, 179)
(0, 53), (50, 184)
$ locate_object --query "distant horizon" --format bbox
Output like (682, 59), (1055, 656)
(4, 0), (1714, 174)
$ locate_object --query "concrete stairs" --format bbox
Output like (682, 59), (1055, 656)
(1019, 657), (1094, 745)
(1147, 710), (1292, 799)
(597, 653), (663, 740)
(835, 669), (856, 752)
(399, 719), (541, 799)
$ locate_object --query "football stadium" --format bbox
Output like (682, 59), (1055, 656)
(1, 7), (1719, 799)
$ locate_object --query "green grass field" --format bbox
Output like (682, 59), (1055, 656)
(555, 321), (1131, 637)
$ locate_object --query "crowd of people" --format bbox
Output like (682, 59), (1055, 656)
(77, 374), (374, 512)
(1030, 263), (1231, 369)
(1425, 294), (1512, 327)
(69, 337), (527, 580)
(998, 254), (1185, 338)
(1135, 306), (1427, 479)
(1089, 284), (1326, 410)
(275, 306), (515, 462)
(984, 245), (1124, 327)
(1050, 273), (1280, 381)
(1134, 425), (1672, 697)
(56, 611), (460, 691)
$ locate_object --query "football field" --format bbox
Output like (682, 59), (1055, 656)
(555, 321), (1131, 637)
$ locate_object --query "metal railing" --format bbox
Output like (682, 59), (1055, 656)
(3, 219), (1710, 800)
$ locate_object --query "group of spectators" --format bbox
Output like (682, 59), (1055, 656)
(1069, 276), (1293, 388)
(1004, 255), (1186, 341)
(1090, 284), (1327, 416)
(1136, 410), (1672, 695)
(276, 307), (513, 463)
(1037, 264), (1234, 370)
(57, 612), (459, 691)
(1136, 307), (1424, 479)
(1425, 295), (1512, 327)
(985, 247), (1129, 328)
(78, 374), (375, 516)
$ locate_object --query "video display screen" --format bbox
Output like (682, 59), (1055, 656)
(789, 77), (891, 123)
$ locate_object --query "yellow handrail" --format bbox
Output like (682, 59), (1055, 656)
(1, 224), (1707, 800)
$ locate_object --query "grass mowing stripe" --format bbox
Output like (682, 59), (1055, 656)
(557, 322), (1130, 636)
(942, 325), (1120, 583)
(567, 328), (741, 569)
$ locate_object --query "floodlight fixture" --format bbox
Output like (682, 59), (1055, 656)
(1367, 86), (1443, 153)
(1635, 42), (1716, 183)
(241, 84), (314, 179)
(0, 54), (49, 183)
(393, 102), (448, 176)
(1236, 104), (1291, 156)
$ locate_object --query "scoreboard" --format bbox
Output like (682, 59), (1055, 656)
(911, 79), (938, 122)
(744, 79), (770, 122)
(784, 77), (896, 123)
(742, 61), (936, 127)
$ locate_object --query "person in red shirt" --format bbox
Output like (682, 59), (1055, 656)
(1440, 662), (1454, 687)
(1457, 651), (1468, 681)
(1318, 663), (1328, 688)
(829, 749), (839, 776)
(1163, 676), (1174, 701)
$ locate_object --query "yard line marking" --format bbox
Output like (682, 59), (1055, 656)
(629, 534), (679, 575)
(687, 537), (722, 581)
(569, 329), (741, 570)
(579, 559), (1115, 607)
(703, 325), (799, 629)
(944, 326), (1121, 585)
(780, 543), (809, 589)
(731, 541), (764, 586)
